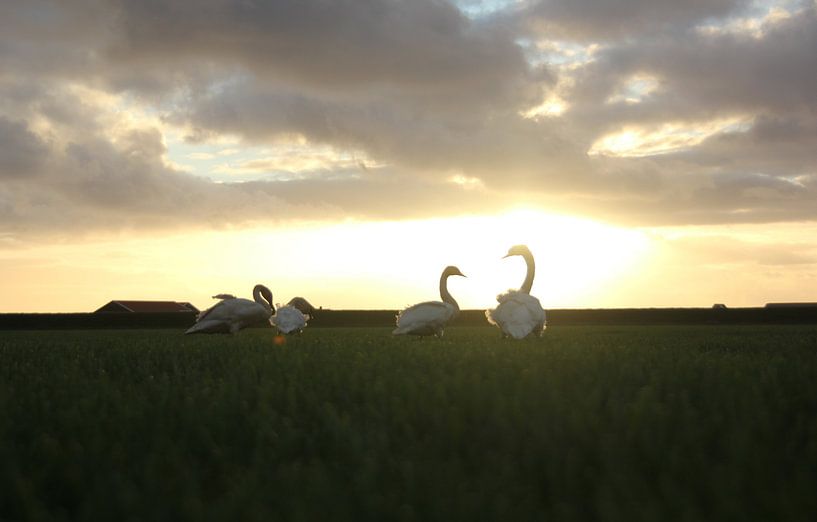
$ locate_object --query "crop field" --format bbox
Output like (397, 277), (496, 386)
(2, 325), (817, 521)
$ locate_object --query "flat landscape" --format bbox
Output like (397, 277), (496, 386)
(2, 325), (817, 521)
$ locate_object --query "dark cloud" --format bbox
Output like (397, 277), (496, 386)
(569, 8), (817, 123)
(110, 0), (533, 101)
(520, 0), (747, 41)
(0, 118), (49, 177)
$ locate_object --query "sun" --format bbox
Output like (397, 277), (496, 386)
(245, 207), (651, 310)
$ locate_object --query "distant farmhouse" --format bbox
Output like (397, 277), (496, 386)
(95, 301), (199, 313)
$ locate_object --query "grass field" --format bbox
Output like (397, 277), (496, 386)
(2, 325), (817, 521)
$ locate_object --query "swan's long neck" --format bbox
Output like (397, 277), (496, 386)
(439, 273), (460, 311)
(253, 286), (274, 313)
(520, 252), (535, 294)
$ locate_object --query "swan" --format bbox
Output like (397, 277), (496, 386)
(393, 265), (466, 337)
(270, 303), (309, 334)
(185, 284), (274, 334)
(486, 245), (547, 339)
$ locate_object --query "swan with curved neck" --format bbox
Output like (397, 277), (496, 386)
(393, 265), (466, 337)
(486, 245), (547, 339)
(438, 266), (462, 311)
(185, 284), (275, 334)
(505, 244), (535, 294)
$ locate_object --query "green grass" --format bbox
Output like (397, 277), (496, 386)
(1, 326), (817, 521)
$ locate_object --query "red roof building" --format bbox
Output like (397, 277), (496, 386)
(95, 301), (199, 313)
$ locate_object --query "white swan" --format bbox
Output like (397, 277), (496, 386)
(393, 266), (465, 337)
(486, 245), (546, 339)
(270, 303), (309, 334)
(185, 284), (274, 334)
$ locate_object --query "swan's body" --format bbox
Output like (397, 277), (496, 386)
(185, 284), (273, 334)
(487, 290), (546, 339)
(393, 266), (465, 337)
(486, 245), (547, 339)
(270, 305), (309, 334)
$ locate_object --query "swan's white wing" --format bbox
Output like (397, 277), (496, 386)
(393, 301), (457, 336)
(186, 298), (271, 334)
(486, 290), (546, 339)
(270, 305), (309, 334)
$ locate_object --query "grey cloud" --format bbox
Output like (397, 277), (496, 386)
(676, 115), (817, 177)
(570, 9), (817, 128)
(0, 83), (519, 238)
(109, 0), (533, 102)
(0, 1), (109, 80)
(520, 0), (747, 41)
(172, 80), (587, 187)
(0, 118), (50, 177)
(545, 6), (817, 225)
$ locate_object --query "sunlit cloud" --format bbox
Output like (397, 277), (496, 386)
(521, 95), (569, 119)
(525, 39), (604, 69)
(457, 0), (523, 19)
(588, 117), (753, 157)
(696, 2), (796, 38)
(217, 145), (378, 177)
(606, 74), (661, 105)
(448, 174), (486, 190)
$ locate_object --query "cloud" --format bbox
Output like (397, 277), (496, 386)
(519, 0), (746, 41)
(0, 81), (520, 238)
(1, 0), (817, 239)
(0, 118), (50, 177)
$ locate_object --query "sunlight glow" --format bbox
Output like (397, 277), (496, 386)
(0, 210), (650, 312)
(4, 217), (817, 313)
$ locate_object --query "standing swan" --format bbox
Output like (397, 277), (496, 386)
(486, 245), (546, 339)
(185, 284), (274, 334)
(270, 302), (310, 334)
(393, 266), (466, 337)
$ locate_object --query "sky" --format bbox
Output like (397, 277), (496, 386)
(1, 0), (816, 312)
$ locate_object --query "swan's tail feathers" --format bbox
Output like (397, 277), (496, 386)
(185, 323), (203, 335)
(485, 309), (497, 325)
(185, 320), (227, 335)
